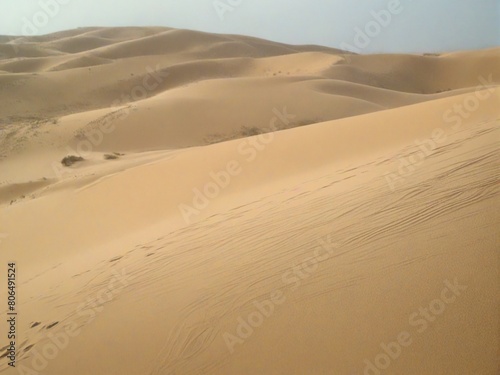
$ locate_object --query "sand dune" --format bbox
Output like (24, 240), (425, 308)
(0, 27), (498, 375)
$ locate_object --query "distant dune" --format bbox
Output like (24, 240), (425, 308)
(0, 27), (498, 375)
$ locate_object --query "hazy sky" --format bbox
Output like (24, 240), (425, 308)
(0, 0), (498, 53)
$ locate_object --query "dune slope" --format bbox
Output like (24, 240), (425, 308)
(0, 27), (498, 375)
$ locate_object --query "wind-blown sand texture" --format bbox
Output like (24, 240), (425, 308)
(0, 27), (498, 375)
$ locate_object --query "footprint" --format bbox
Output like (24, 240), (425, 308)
(46, 321), (59, 329)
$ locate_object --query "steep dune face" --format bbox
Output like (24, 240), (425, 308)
(0, 27), (498, 375)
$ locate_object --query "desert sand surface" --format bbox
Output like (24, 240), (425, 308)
(0, 27), (498, 375)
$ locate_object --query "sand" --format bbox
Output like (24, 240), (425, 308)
(0, 27), (498, 375)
